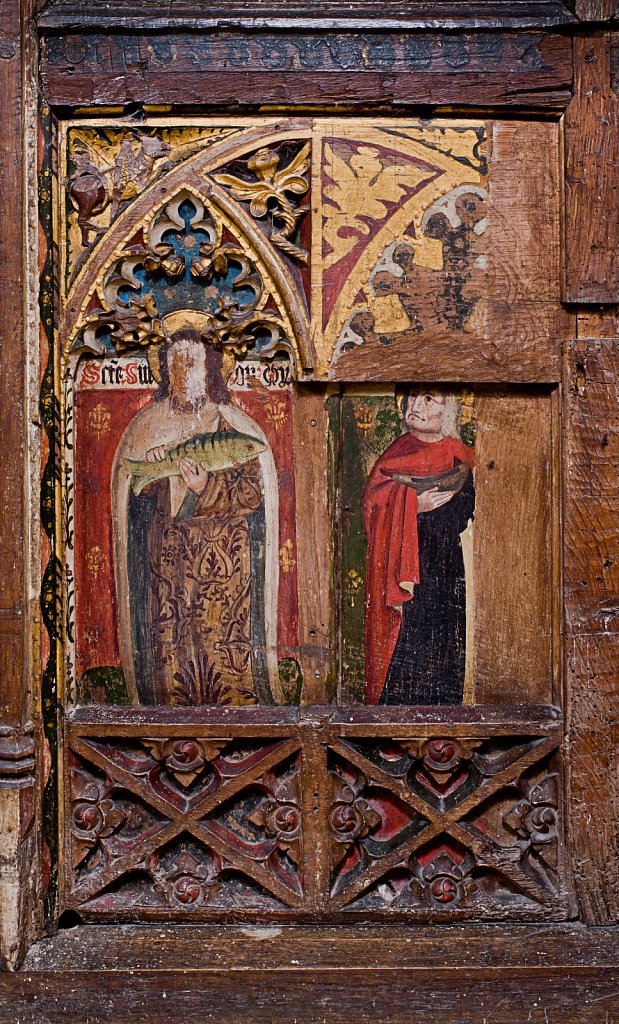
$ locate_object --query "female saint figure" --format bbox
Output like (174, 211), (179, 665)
(362, 389), (475, 706)
(112, 310), (280, 706)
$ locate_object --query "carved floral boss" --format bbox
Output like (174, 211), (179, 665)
(68, 734), (303, 914)
(66, 721), (566, 919)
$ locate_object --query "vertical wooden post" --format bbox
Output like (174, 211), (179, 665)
(563, 31), (619, 304)
(0, 0), (39, 970)
(574, 0), (616, 20)
(564, 338), (619, 924)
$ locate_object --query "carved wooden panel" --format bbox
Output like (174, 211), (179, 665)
(46, 115), (571, 923)
(63, 708), (572, 921)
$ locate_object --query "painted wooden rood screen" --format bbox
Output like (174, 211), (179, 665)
(0, 1), (617, 1019)
(49, 115), (568, 921)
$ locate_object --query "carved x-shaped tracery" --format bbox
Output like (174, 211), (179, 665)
(65, 711), (570, 922)
(326, 729), (564, 916)
(67, 730), (304, 915)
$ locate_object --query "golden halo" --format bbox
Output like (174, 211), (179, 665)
(162, 309), (216, 338)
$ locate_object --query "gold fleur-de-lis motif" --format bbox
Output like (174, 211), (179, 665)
(346, 568), (364, 607)
(86, 545), (105, 579)
(354, 403), (377, 438)
(265, 397), (287, 429)
(279, 539), (296, 574)
(88, 403), (111, 438)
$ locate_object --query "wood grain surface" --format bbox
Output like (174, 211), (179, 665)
(0, 0), (25, 724)
(292, 385), (333, 704)
(564, 32), (619, 304)
(564, 339), (619, 925)
(574, 0), (617, 20)
(473, 390), (556, 703)
(3, 924), (618, 1023)
(39, 30), (573, 111)
(36, 0), (577, 30)
(0, 0), (43, 974)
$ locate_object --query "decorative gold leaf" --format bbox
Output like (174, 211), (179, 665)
(272, 142), (310, 190)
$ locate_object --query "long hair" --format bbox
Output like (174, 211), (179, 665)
(156, 328), (230, 405)
(439, 394), (461, 439)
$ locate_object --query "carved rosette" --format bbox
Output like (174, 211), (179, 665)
(326, 730), (568, 917)
(505, 774), (558, 847)
(69, 765), (129, 869)
(150, 847), (223, 909)
(142, 738), (230, 790)
(329, 763), (381, 844)
(412, 850), (477, 908)
(213, 143), (310, 264)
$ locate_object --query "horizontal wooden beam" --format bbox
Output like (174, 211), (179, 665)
(39, 30), (573, 111)
(37, 0), (577, 31)
(7, 924), (619, 1022)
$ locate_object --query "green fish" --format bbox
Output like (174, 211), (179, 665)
(125, 430), (267, 496)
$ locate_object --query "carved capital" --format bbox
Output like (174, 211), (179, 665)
(0, 722), (35, 789)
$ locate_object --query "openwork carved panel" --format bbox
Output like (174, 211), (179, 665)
(64, 709), (572, 921)
(326, 733), (564, 917)
(67, 727), (304, 917)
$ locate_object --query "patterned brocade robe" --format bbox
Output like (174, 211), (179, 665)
(113, 399), (280, 707)
(146, 461), (264, 706)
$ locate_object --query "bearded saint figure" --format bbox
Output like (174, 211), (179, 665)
(362, 389), (475, 706)
(112, 310), (281, 706)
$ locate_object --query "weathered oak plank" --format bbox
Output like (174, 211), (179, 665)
(6, 924), (619, 1024)
(0, 0), (41, 974)
(473, 391), (556, 703)
(18, 922), (619, 970)
(564, 32), (619, 304)
(39, 31), (573, 111)
(564, 340), (619, 635)
(0, 0), (25, 720)
(564, 339), (619, 925)
(37, 0), (577, 30)
(575, 0), (616, 21)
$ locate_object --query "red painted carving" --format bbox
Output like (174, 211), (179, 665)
(65, 720), (568, 921)
(327, 733), (565, 917)
(66, 735), (304, 917)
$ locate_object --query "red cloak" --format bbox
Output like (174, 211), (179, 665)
(362, 433), (475, 705)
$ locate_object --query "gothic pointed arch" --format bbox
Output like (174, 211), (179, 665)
(61, 123), (314, 375)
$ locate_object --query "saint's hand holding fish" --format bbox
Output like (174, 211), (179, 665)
(125, 429), (267, 496)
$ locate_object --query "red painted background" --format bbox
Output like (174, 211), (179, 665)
(74, 384), (300, 687)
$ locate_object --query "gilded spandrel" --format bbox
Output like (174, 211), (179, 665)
(59, 117), (487, 709)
